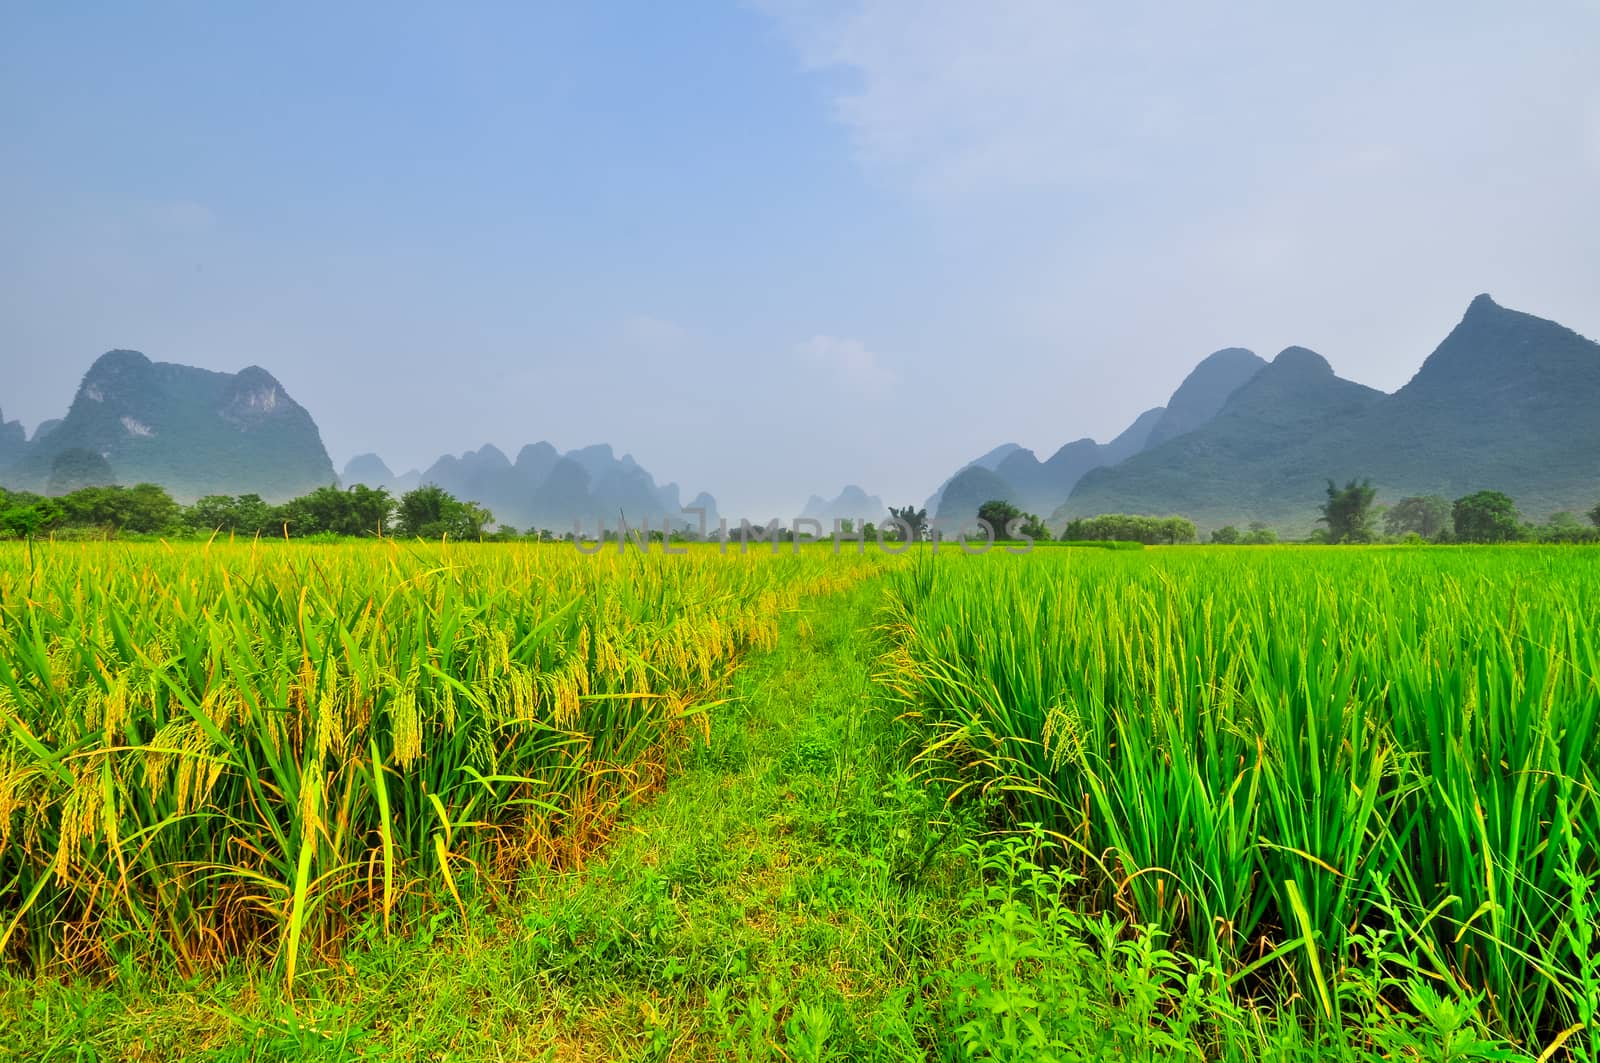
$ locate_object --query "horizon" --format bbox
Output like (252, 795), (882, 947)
(5, 3), (1599, 515)
(14, 289), (1592, 517)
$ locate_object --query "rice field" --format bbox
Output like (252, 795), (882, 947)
(881, 546), (1600, 1048)
(5, 538), (1598, 1057)
(0, 540), (874, 977)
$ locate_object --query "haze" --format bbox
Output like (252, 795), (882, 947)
(4, 1), (1597, 517)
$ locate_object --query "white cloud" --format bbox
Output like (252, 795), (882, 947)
(762, 2), (1600, 204)
(796, 334), (896, 397)
(759, 0), (1600, 424)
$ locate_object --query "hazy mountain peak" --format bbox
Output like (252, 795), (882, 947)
(565, 443), (619, 482)
(1269, 346), (1334, 375)
(1220, 346), (1376, 417)
(1054, 299), (1600, 535)
(86, 348), (153, 376)
(686, 491), (720, 523)
(1043, 438), (1101, 467)
(996, 448), (1039, 470)
(1400, 294), (1600, 408)
(78, 349), (155, 405)
(232, 364), (279, 386)
(1143, 347), (1266, 448)
(219, 365), (295, 426)
(1190, 347), (1262, 375)
(931, 406), (1175, 521)
(934, 465), (1017, 520)
(514, 441), (560, 480)
(801, 484), (886, 524)
(923, 443), (1025, 514)
(0, 408), (25, 463)
(342, 453), (395, 487)
(14, 350), (334, 500)
(473, 443), (512, 469)
(395, 437), (716, 532)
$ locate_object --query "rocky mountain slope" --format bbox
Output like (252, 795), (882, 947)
(7, 350), (334, 500)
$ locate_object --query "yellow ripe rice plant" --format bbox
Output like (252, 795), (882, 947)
(0, 540), (876, 980)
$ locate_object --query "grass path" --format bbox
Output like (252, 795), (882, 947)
(3, 573), (976, 1061)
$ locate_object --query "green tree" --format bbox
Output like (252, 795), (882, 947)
(395, 485), (493, 539)
(396, 484), (453, 537)
(1241, 521), (1279, 545)
(1061, 513), (1196, 545)
(187, 493), (274, 536)
(279, 484), (395, 537)
(886, 504), (929, 542)
(1160, 516), (1198, 544)
(976, 499), (1021, 538)
(455, 500), (493, 539)
(59, 483), (180, 534)
(1452, 490), (1522, 543)
(1318, 479), (1378, 543)
(1384, 495), (1451, 540)
(123, 484), (181, 533)
(344, 484), (396, 536)
(1210, 525), (1241, 544)
(0, 489), (64, 537)
(1529, 511), (1598, 543)
(189, 494), (237, 533)
(1587, 502), (1600, 529)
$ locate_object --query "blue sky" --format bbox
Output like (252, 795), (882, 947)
(4, 1), (1598, 515)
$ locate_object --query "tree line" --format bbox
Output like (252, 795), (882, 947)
(5, 476), (1596, 546)
(1315, 480), (1600, 544)
(881, 502), (1197, 545)
(0, 482), (506, 540)
(889, 484), (1600, 548)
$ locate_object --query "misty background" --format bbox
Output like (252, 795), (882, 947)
(4, 1), (1597, 517)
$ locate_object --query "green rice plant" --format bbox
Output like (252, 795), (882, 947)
(883, 546), (1600, 1050)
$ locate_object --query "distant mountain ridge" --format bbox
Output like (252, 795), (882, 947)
(343, 442), (719, 533)
(1, 351), (717, 529)
(5, 350), (335, 501)
(1060, 346), (1384, 531)
(9, 294), (1596, 537)
(923, 443), (1023, 515)
(935, 295), (1600, 535)
(0, 409), (25, 467)
(1141, 347), (1265, 449)
(930, 347), (1263, 522)
(1060, 297), (1600, 530)
(800, 485), (885, 528)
